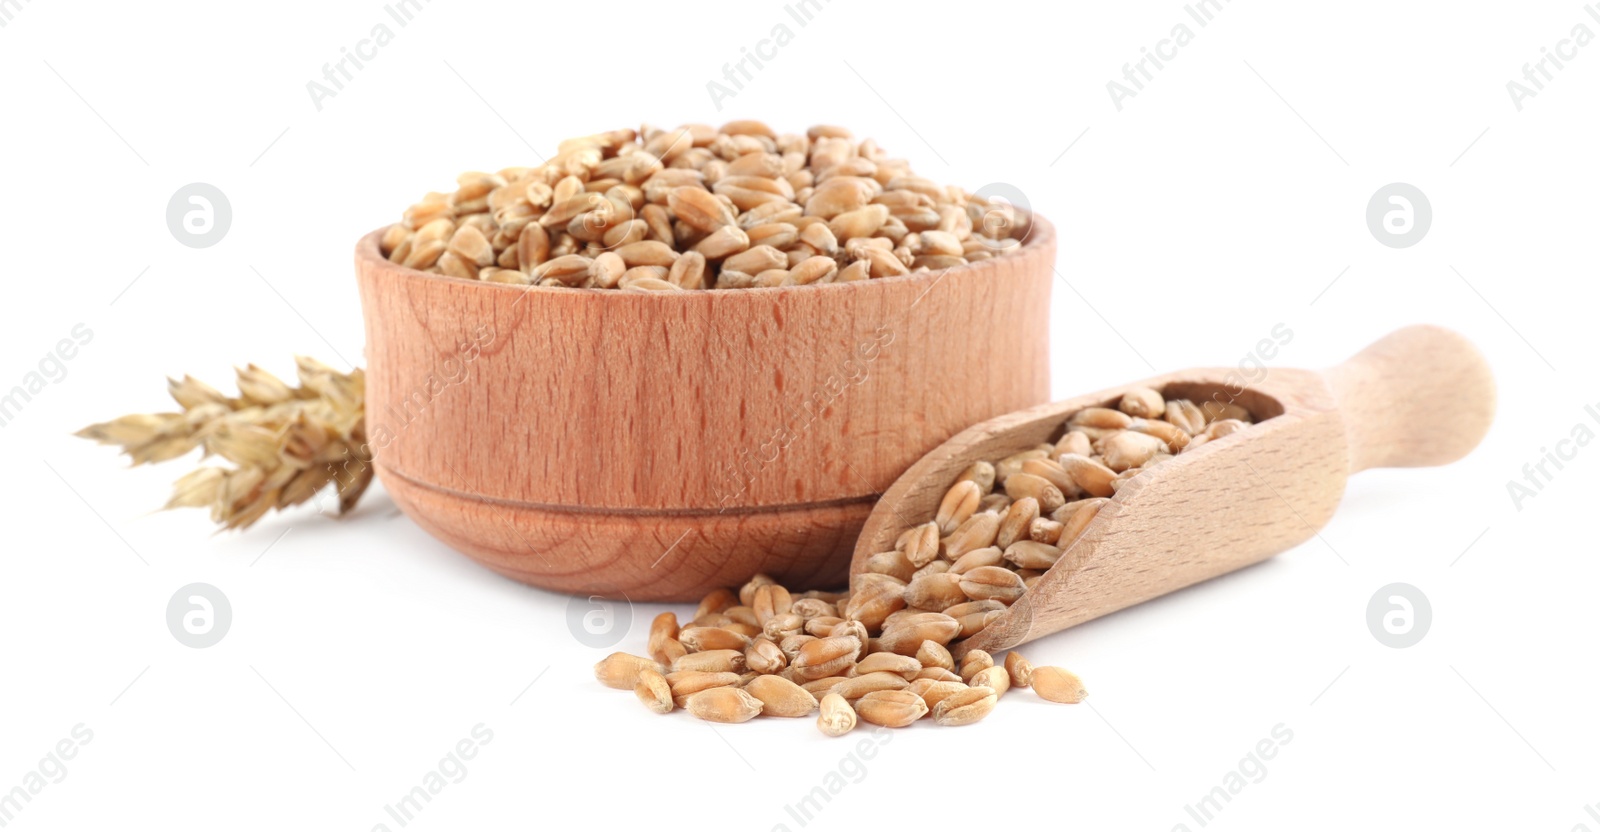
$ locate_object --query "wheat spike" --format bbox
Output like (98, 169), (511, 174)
(76, 358), (371, 530)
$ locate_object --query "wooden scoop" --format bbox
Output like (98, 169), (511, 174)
(850, 325), (1495, 655)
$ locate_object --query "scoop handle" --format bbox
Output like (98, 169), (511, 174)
(1323, 325), (1495, 473)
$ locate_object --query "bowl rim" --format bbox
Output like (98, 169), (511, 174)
(356, 212), (1055, 298)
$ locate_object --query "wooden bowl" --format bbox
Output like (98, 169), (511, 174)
(353, 217), (1057, 601)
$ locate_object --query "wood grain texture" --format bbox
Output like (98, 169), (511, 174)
(850, 325), (1495, 655)
(355, 218), (1057, 600)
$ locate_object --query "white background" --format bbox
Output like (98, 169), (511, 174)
(2, 1), (1597, 829)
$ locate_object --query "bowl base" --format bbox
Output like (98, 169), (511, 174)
(382, 465), (863, 601)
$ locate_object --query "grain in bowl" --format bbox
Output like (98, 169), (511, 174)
(379, 120), (1028, 290)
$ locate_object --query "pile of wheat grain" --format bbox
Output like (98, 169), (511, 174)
(596, 573), (1085, 733)
(593, 386), (1258, 731)
(381, 121), (1026, 290)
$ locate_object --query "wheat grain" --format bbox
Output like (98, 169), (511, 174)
(931, 686), (998, 726)
(594, 652), (664, 690)
(743, 675), (818, 717)
(634, 669), (674, 714)
(685, 687), (764, 723)
(1031, 666), (1088, 704)
(381, 122), (1030, 290)
(583, 387), (1261, 732)
(853, 690), (928, 728)
(816, 693), (857, 737)
(1004, 652), (1034, 689)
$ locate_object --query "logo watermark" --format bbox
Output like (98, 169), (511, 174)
(1569, 800), (1600, 831)
(1366, 183), (1431, 248)
(706, 0), (833, 111)
(1211, 323), (1294, 409)
(567, 593), (633, 649)
(372, 723), (493, 831)
(1505, 403), (1597, 510)
(1106, 0), (1237, 111)
(166, 583), (232, 648)
(1505, 5), (1598, 111)
(772, 726), (893, 830)
(1173, 723), (1293, 830)
(0, 0), (32, 28)
(0, 724), (94, 827)
(0, 324), (94, 429)
(306, 0), (434, 112)
(1366, 583), (1430, 648)
(166, 183), (232, 248)
(970, 182), (1033, 248)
